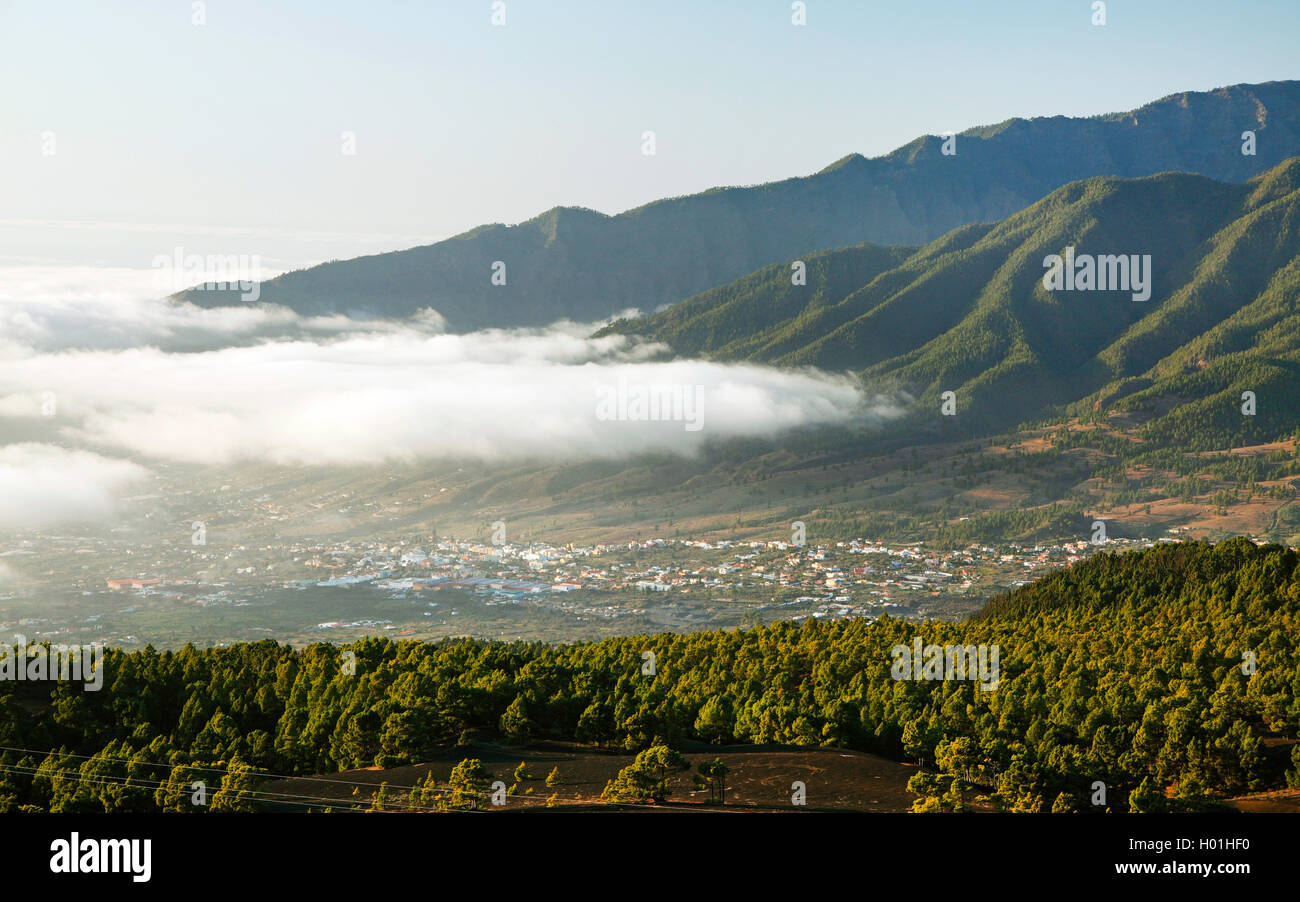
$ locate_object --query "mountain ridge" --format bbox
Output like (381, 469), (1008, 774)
(177, 80), (1300, 331)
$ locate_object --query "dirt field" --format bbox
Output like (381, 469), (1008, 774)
(257, 741), (923, 813)
(1223, 789), (1300, 813)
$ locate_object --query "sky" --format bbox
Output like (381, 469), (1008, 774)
(1, 0), (1298, 271)
(0, 0), (1296, 528)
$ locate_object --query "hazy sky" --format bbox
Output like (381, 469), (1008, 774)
(2, 0), (1297, 270)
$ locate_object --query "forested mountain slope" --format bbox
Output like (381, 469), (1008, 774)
(608, 158), (1300, 445)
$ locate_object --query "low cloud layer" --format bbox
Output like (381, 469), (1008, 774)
(0, 265), (446, 352)
(5, 332), (895, 464)
(0, 268), (904, 523)
(0, 444), (149, 529)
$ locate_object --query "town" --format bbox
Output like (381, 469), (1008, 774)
(0, 527), (1165, 650)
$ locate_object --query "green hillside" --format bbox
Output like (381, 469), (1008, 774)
(610, 159), (1300, 448)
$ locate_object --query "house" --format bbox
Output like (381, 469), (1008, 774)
(106, 578), (163, 591)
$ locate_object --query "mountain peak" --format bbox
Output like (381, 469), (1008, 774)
(816, 153), (867, 174)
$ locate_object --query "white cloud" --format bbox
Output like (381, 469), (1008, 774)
(3, 328), (895, 465)
(0, 444), (150, 528)
(0, 272), (904, 492)
(0, 265), (447, 352)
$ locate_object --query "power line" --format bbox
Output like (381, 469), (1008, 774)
(0, 744), (457, 795)
(0, 762), (484, 813)
(0, 745), (558, 812)
(0, 763), (365, 812)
